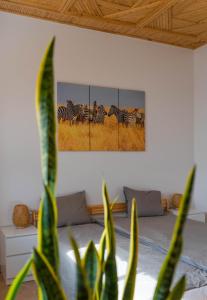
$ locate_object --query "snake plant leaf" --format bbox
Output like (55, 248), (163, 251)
(102, 182), (116, 254)
(36, 37), (59, 276)
(83, 240), (99, 298)
(38, 185), (59, 275)
(101, 182), (118, 300)
(122, 199), (138, 300)
(99, 230), (106, 267)
(5, 258), (32, 300)
(101, 253), (118, 300)
(167, 276), (186, 300)
(96, 231), (106, 299)
(69, 233), (90, 300)
(33, 248), (66, 300)
(153, 167), (196, 300)
(36, 37), (56, 194)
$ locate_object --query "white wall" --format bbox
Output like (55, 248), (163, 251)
(194, 45), (207, 210)
(0, 12), (194, 226)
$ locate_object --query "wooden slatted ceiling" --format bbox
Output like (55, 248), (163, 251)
(1, 0), (207, 49)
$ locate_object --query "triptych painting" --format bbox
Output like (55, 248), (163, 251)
(57, 82), (145, 151)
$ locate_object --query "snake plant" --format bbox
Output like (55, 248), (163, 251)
(6, 39), (195, 300)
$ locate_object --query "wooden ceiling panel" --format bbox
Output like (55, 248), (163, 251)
(173, 0), (207, 16)
(7, 0), (62, 11)
(97, 0), (130, 16)
(1, 0), (207, 49)
(132, 0), (160, 8)
(175, 8), (207, 24)
(174, 20), (207, 36)
(172, 0), (194, 16)
(71, 0), (103, 16)
(111, 0), (135, 6)
(149, 9), (172, 31)
(172, 18), (194, 30)
(105, 1), (162, 23)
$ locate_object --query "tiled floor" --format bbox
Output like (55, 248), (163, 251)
(0, 274), (37, 300)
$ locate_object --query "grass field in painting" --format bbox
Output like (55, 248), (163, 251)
(119, 125), (145, 151)
(119, 107), (145, 151)
(58, 122), (89, 151)
(90, 109), (118, 151)
(57, 106), (145, 151)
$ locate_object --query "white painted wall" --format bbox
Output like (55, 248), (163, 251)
(0, 12), (194, 226)
(194, 45), (207, 210)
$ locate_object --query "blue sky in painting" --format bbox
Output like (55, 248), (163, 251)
(119, 89), (145, 109)
(90, 86), (118, 106)
(57, 82), (145, 109)
(57, 82), (89, 105)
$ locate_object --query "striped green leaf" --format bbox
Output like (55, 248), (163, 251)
(167, 276), (186, 300)
(36, 37), (56, 194)
(153, 167), (196, 300)
(33, 248), (66, 300)
(6, 258), (32, 300)
(83, 241), (99, 298)
(122, 199), (138, 300)
(36, 37), (59, 276)
(99, 230), (106, 268)
(38, 185), (59, 274)
(101, 182), (118, 300)
(96, 231), (106, 299)
(69, 234), (90, 300)
(102, 183), (116, 254)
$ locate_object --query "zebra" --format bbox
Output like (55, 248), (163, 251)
(77, 104), (85, 123)
(66, 100), (81, 125)
(123, 110), (136, 127)
(78, 104), (90, 123)
(108, 105), (141, 127)
(139, 113), (145, 127)
(133, 109), (145, 127)
(57, 105), (68, 123)
(108, 105), (125, 124)
(66, 100), (74, 124)
(92, 101), (98, 123)
(95, 105), (107, 124)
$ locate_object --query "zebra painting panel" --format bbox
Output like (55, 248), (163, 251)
(57, 82), (90, 151)
(89, 86), (118, 150)
(118, 89), (145, 151)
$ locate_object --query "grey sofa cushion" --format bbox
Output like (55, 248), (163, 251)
(123, 187), (164, 217)
(57, 191), (91, 227)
